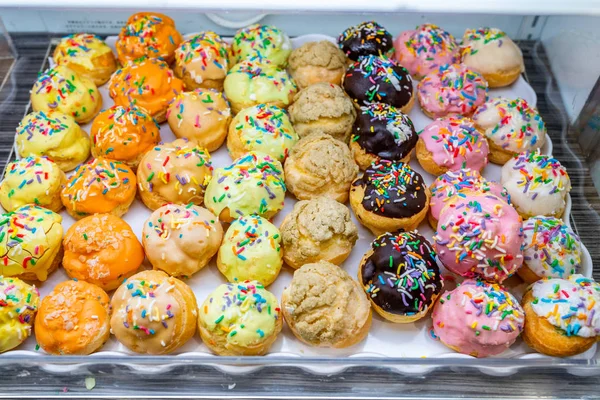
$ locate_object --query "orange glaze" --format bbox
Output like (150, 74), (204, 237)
(91, 105), (161, 163)
(109, 58), (184, 120)
(61, 158), (137, 217)
(63, 214), (145, 291)
(35, 280), (111, 355)
(116, 12), (182, 64)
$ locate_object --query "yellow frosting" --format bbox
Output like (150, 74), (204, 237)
(230, 24), (292, 67)
(223, 61), (297, 108)
(0, 156), (64, 212)
(218, 215), (282, 286)
(15, 111), (90, 171)
(204, 151), (286, 220)
(199, 280), (281, 348)
(0, 276), (39, 353)
(0, 205), (63, 281)
(230, 104), (298, 162)
(54, 33), (114, 71)
(30, 65), (100, 123)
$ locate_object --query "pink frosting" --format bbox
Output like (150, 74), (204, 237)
(430, 169), (510, 221)
(417, 63), (488, 118)
(433, 192), (523, 282)
(432, 279), (524, 357)
(420, 117), (489, 173)
(393, 24), (460, 79)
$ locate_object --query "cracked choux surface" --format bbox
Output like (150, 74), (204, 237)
(284, 133), (358, 203)
(280, 197), (358, 269)
(142, 204), (223, 278)
(110, 270), (198, 355)
(281, 261), (371, 348)
(288, 83), (356, 143)
(288, 41), (347, 89)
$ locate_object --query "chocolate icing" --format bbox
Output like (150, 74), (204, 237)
(337, 21), (394, 61)
(343, 55), (413, 109)
(352, 160), (427, 219)
(353, 103), (417, 161)
(361, 231), (442, 315)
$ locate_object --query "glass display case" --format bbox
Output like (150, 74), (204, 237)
(1, 2), (600, 398)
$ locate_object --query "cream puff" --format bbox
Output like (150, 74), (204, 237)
(111, 270), (198, 355)
(280, 197), (358, 269)
(337, 21), (394, 61)
(350, 103), (417, 170)
(174, 31), (230, 91)
(198, 280), (282, 356)
(142, 204), (223, 278)
(0, 205), (63, 281)
(518, 216), (581, 283)
(228, 104), (298, 163)
(343, 55), (415, 113)
(204, 152), (286, 223)
(63, 214), (144, 291)
(284, 133), (358, 203)
(282, 261), (372, 348)
(15, 111), (90, 172)
(223, 60), (298, 114)
(288, 41), (347, 89)
(359, 231), (442, 323)
(53, 33), (117, 86)
(501, 150), (571, 219)
(0, 156), (66, 213)
(61, 157), (137, 220)
(349, 160), (429, 236)
(108, 57), (184, 123)
(35, 280), (111, 355)
(432, 279), (524, 357)
(433, 192), (524, 283)
(91, 105), (161, 169)
(116, 12), (182, 65)
(473, 97), (546, 165)
(461, 28), (524, 88)
(31, 66), (102, 124)
(217, 215), (282, 286)
(0, 276), (39, 353)
(522, 275), (600, 357)
(230, 24), (292, 67)
(416, 116), (489, 176)
(166, 89), (231, 152)
(137, 139), (213, 211)
(287, 83), (356, 142)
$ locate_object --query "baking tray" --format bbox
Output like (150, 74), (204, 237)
(0, 33), (598, 387)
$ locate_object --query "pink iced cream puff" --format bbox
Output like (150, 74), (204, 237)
(417, 63), (488, 119)
(417, 116), (489, 176)
(432, 279), (525, 357)
(394, 24), (460, 80)
(433, 192), (524, 282)
(429, 168), (510, 224)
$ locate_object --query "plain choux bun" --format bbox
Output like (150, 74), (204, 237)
(15, 111), (90, 172)
(53, 33), (117, 86)
(35, 280), (111, 355)
(30, 66), (102, 124)
(0, 156), (66, 213)
(142, 204), (223, 278)
(281, 261), (372, 348)
(167, 89), (232, 152)
(288, 41), (347, 89)
(287, 83), (356, 142)
(280, 197), (358, 269)
(110, 270), (198, 355)
(284, 133), (358, 203)
(136, 138), (213, 211)
(198, 280), (283, 356)
(62, 214), (144, 291)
